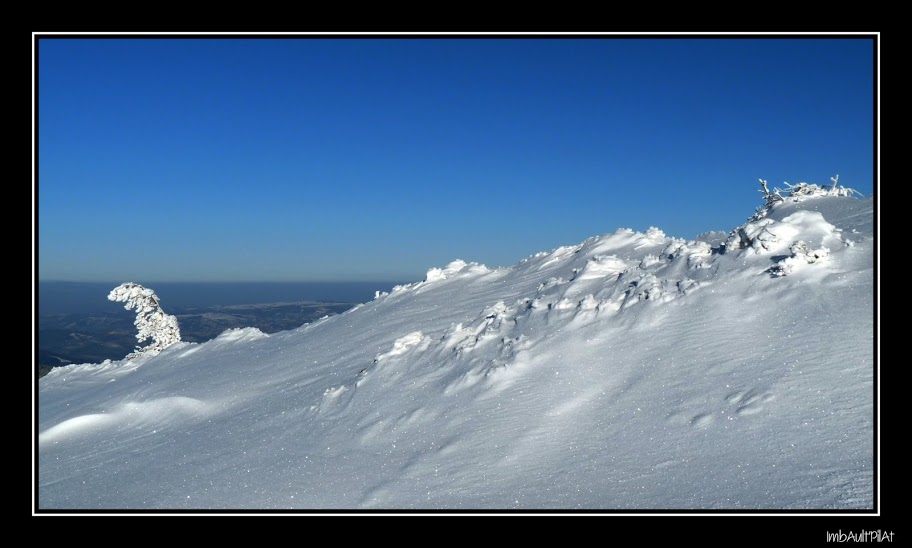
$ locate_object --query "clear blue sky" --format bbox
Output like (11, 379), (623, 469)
(37, 36), (875, 282)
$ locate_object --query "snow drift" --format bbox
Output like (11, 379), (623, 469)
(37, 192), (875, 510)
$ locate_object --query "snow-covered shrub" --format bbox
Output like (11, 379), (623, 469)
(752, 176), (862, 221)
(730, 175), (862, 253)
(769, 240), (830, 277)
(725, 218), (781, 253)
(774, 175), (862, 202)
(757, 179), (784, 210)
(108, 282), (181, 359)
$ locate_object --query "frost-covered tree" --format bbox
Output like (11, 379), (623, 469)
(108, 282), (181, 358)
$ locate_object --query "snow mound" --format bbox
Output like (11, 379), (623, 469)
(212, 326), (269, 342)
(377, 331), (427, 360)
(575, 255), (628, 280)
(424, 259), (491, 283)
(39, 396), (209, 446)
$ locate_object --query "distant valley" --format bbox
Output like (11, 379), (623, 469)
(37, 301), (355, 377)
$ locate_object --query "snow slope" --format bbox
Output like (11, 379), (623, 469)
(37, 194), (875, 510)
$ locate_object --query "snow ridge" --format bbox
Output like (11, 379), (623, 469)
(38, 189), (874, 510)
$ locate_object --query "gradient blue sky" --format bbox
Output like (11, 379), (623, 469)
(37, 36), (876, 282)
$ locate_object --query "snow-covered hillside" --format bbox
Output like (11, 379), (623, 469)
(37, 193), (875, 510)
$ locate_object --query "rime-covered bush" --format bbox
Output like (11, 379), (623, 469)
(758, 175), (862, 208)
(770, 241), (830, 277)
(731, 175), (862, 252)
(725, 218), (781, 253)
(108, 282), (181, 358)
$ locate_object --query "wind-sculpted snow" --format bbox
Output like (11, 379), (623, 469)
(39, 396), (210, 446)
(38, 195), (874, 510)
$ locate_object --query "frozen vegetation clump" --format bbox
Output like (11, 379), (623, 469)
(769, 240), (831, 277)
(728, 175), (862, 253)
(108, 282), (182, 359)
(754, 175), (863, 221)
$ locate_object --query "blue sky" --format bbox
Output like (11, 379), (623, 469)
(37, 37), (875, 282)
